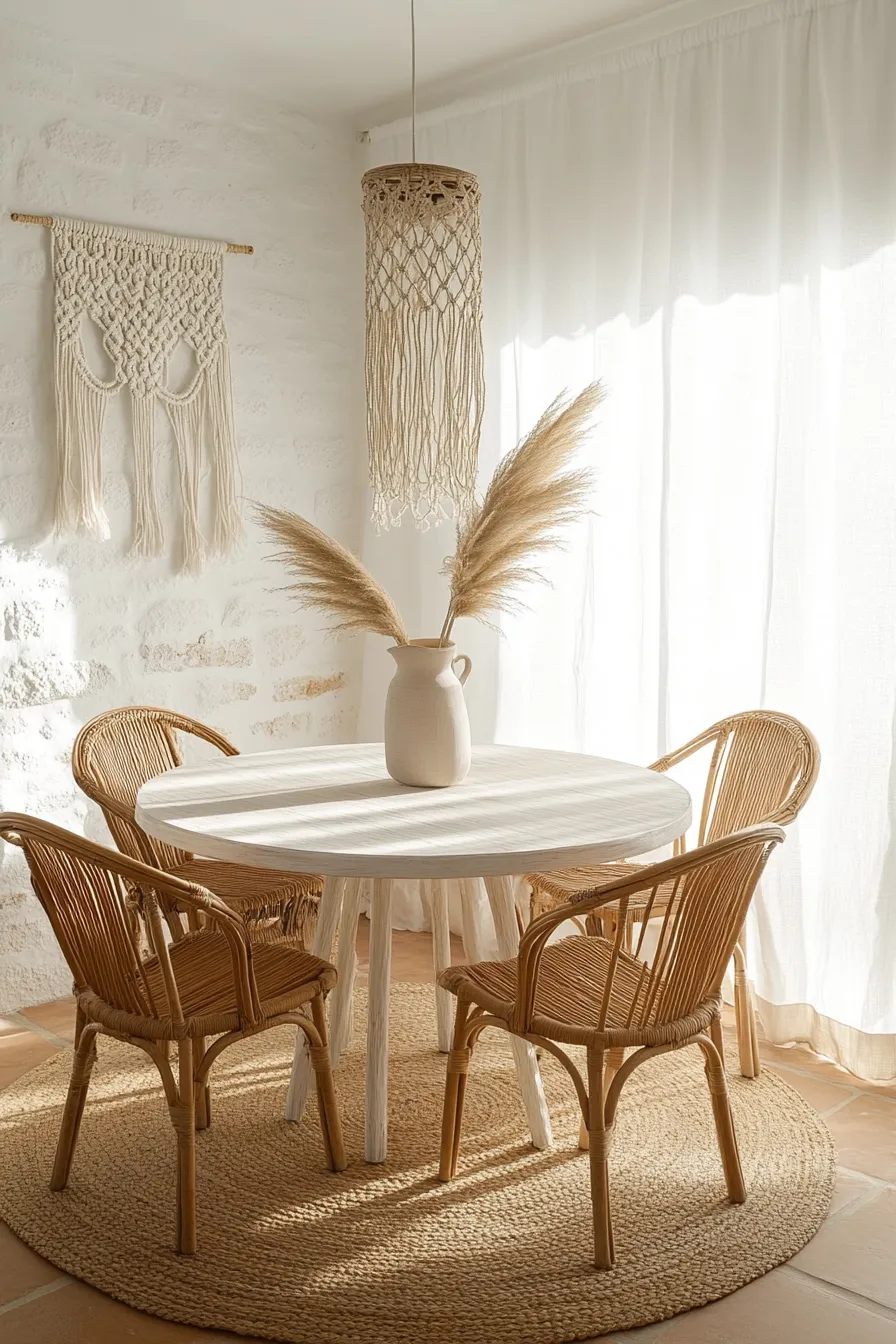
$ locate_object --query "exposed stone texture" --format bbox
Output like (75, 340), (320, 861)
(0, 18), (363, 1010)
(196, 678), (257, 712)
(0, 654), (91, 708)
(42, 118), (124, 169)
(82, 662), (115, 696)
(95, 83), (163, 118)
(0, 889), (71, 1008)
(274, 672), (345, 701)
(3, 600), (45, 641)
(140, 635), (252, 673)
(138, 599), (214, 640)
(251, 710), (312, 739)
(317, 709), (349, 741)
(263, 625), (307, 669)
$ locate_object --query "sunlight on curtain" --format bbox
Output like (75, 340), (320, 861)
(367, 0), (896, 1077)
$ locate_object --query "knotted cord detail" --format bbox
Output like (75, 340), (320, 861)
(51, 217), (243, 571)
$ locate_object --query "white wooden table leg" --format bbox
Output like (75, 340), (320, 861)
(460, 877), (488, 963)
(365, 877), (393, 1162)
(425, 879), (453, 1052)
(483, 874), (553, 1150)
(284, 875), (344, 1122)
(328, 877), (364, 1068)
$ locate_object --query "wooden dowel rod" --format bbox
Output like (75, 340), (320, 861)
(9, 212), (254, 255)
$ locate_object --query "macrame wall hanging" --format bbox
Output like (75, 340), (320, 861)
(361, 2), (484, 530)
(14, 213), (249, 572)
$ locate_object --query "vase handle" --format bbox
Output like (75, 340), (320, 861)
(452, 653), (472, 685)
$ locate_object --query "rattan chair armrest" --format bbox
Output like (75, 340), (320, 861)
(513, 883), (633, 1033)
(179, 717), (239, 757)
(142, 876), (261, 1026)
(648, 725), (717, 774)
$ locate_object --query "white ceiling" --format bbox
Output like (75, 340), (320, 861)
(11, 0), (689, 128)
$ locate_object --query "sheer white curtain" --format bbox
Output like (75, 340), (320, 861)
(362, 0), (896, 1079)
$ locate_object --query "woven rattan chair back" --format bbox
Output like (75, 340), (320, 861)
(72, 706), (237, 871)
(0, 812), (251, 1026)
(659, 710), (819, 849)
(519, 825), (784, 1040)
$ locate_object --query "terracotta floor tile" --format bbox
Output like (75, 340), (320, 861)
(0, 1280), (267, 1343)
(758, 1039), (896, 1101)
(355, 917), (466, 983)
(766, 1063), (856, 1115)
(792, 1188), (896, 1309)
(830, 1167), (883, 1217)
(0, 1223), (65, 1307)
(604, 1323), (672, 1341)
(0, 1019), (62, 1091)
(824, 1095), (896, 1183)
(19, 997), (76, 1042)
(659, 1265), (896, 1342)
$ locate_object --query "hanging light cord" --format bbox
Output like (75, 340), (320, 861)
(411, 0), (417, 162)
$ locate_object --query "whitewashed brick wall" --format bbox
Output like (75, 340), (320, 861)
(0, 20), (366, 1009)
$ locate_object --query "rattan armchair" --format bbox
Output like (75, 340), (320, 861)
(73, 706), (323, 946)
(440, 825), (785, 1269)
(526, 710), (819, 1076)
(0, 812), (346, 1255)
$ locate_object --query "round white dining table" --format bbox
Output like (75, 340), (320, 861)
(136, 742), (691, 1163)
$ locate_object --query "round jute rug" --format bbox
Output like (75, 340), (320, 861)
(0, 983), (833, 1344)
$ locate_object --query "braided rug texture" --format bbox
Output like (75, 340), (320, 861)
(0, 983), (833, 1344)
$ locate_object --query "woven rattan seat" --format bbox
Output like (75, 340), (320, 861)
(441, 938), (659, 1045)
(439, 826), (786, 1270)
(526, 710), (819, 1075)
(139, 933), (336, 1036)
(0, 814), (346, 1255)
(73, 706), (322, 945)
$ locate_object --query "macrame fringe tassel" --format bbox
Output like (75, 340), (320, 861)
(166, 394), (205, 574)
(131, 395), (164, 557)
(366, 301), (483, 530)
(205, 345), (244, 554)
(53, 342), (111, 541)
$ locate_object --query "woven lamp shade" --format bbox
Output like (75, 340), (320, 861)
(362, 162), (485, 529)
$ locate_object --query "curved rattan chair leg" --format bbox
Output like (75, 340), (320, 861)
(733, 942), (758, 1078)
(439, 999), (471, 1181)
(193, 1034), (210, 1130)
(73, 1003), (86, 1050)
(173, 1038), (197, 1255)
(586, 1046), (614, 1269)
(50, 1022), (100, 1191)
(605, 1047), (625, 1093)
(748, 983), (761, 1075)
(698, 1028), (746, 1204)
(709, 1012), (726, 1072)
(582, 1044), (626, 1149)
(308, 995), (347, 1172)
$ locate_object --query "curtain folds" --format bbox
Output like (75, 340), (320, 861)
(364, 0), (896, 1080)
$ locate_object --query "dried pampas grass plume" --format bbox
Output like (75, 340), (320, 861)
(253, 503), (409, 645)
(439, 382), (604, 644)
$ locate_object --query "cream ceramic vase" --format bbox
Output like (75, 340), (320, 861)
(384, 638), (473, 787)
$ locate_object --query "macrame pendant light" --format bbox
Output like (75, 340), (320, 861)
(362, 6), (484, 529)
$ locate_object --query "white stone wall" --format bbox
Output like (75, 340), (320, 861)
(0, 20), (366, 1010)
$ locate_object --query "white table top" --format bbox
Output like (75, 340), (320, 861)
(135, 743), (691, 880)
